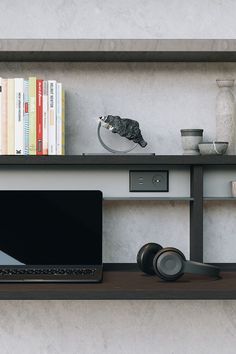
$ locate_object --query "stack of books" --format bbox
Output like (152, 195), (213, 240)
(0, 77), (65, 155)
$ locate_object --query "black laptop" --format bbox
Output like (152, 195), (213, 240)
(0, 190), (103, 282)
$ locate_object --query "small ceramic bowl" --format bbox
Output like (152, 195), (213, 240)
(198, 142), (228, 155)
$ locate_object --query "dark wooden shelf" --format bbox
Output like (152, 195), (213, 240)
(0, 268), (234, 300)
(104, 197), (193, 201)
(1, 39), (236, 62)
(0, 154), (236, 166)
(204, 197), (236, 201)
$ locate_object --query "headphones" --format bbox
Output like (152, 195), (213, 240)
(137, 243), (220, 281)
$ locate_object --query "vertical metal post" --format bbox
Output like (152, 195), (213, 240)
(190, 165), (203, 262)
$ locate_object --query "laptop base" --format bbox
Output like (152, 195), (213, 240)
(0, 265), (103, 283)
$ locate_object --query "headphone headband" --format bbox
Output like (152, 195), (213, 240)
(183, 260), (220, 278)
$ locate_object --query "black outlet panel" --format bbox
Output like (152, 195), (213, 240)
(129, 170), (169, 192)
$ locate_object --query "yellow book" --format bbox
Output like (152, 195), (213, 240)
(29, 77), (36, 155)
(7, 79), (15, 155)
(61, 89), (65, 155)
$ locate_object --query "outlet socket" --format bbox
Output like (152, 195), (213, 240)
(129, 170), (169, 192)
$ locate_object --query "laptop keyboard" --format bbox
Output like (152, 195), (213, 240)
(0, 268), (97, 276)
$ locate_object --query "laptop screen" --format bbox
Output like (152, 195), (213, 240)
(0, 190), (102, 266)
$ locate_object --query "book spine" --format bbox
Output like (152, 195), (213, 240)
(48, 80), (57, 155)
(29, 77), (36, 155)
(56, 83), (62, 155)
(61, 89), (65, 155)
(15, 78), (24, 155)
(1, 79), (8, 155)
(23, 80), (29, 155)
(42, 81), (48, 155)
(36, 79), (43, 155)
(0, 78), (2, 154)
(7, 78), (15, 155)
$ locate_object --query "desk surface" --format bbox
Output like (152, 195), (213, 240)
(0, 270), (234, 300)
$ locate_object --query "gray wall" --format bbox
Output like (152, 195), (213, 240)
(0, 1), (236, 353)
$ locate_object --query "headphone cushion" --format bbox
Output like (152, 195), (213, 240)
(158, 247), (186, 261)
(153, 247), (186, 281)
(137, 243), (163, 275)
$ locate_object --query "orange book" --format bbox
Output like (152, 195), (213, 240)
(36, 79), (43, 155)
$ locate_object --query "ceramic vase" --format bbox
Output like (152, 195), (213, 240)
(216, 79), (235, 154)
(231, 181), (236, 197)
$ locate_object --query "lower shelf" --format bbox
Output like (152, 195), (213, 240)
(0, 268), (235, 300)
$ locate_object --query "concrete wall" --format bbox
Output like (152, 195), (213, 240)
(0, 1), (236, 353)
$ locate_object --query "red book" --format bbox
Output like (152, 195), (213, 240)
(36, 79), (43, 155)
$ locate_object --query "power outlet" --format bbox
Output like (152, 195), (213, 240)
(129, 170), (169, 192)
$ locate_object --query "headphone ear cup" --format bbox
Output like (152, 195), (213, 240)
(153, 247), (186, 281)
(137, 243), (163, 275)
(162, 247), (186, 262)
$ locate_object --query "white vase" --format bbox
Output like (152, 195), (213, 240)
(216, 79), (235, 154)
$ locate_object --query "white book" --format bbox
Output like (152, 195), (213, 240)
(29, 77), (36, 155)
(0, 78), (2, 154)
(23, 80), (29, 155)
(1, 79), (7, 155)
(15, 78), (24, 155)
(56, 83), (62, 155)
(48, 80), (57, 155)
(43, 81), (48, 155)
(7, 78), (15, 155)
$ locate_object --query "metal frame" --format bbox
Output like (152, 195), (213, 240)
(0, 154), (234, 268)
(190, 166), (203, 262)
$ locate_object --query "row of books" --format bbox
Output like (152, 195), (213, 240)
(0, 77), (65, 155)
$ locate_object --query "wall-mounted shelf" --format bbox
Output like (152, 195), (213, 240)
(0, 266), (234, 300)
(1, 39), (236, 299)
(0, 154), (235, 166)
(204, 197), (236, 201)
(1, 39), (236, 62)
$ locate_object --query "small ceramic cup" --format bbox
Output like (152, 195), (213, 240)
(231, 181), (236, 197)
(180, 129), (204, 155)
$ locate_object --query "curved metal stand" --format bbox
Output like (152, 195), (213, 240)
(97, 122), (138, 154)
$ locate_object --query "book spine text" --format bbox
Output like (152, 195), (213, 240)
(48, 80), (57, 155)
(36, 79), (43, 155)
(15, 78), (24, 155)
(29, 77), (36, 155)
(42, 81), (48, 155)
(23, 80), (29, 155)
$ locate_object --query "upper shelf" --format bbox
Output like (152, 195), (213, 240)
(1, 39), (236, 62)
(0, 154), (236, 166)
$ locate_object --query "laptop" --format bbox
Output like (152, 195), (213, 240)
(0, 190), (103, 282)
